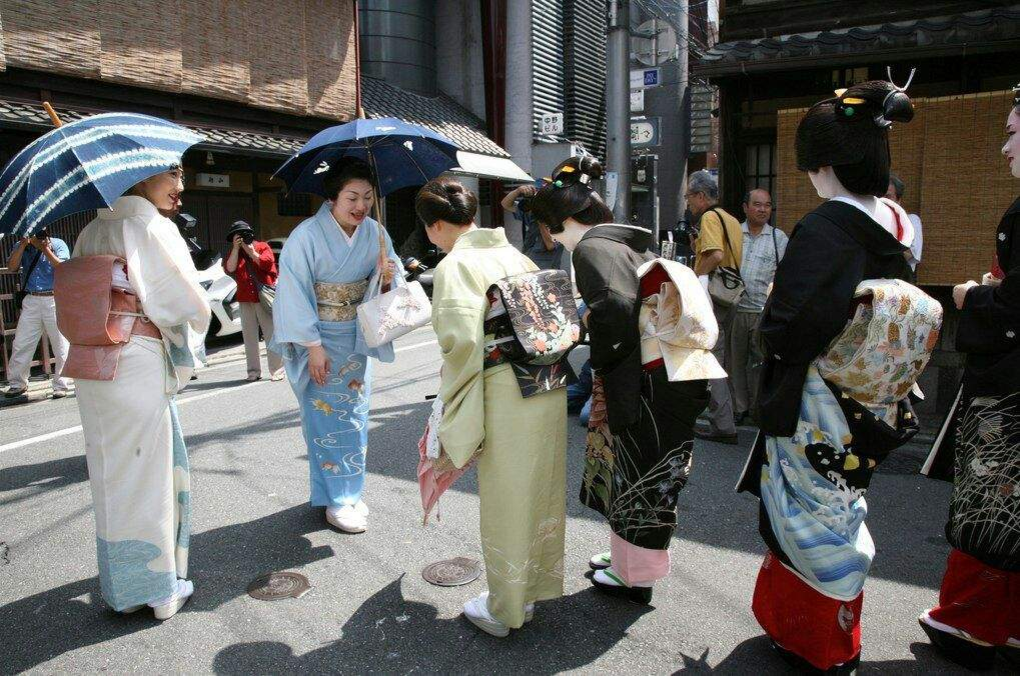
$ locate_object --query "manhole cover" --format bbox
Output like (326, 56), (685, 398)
(422, 557), (482, 587)
(247, 572), (311, 600)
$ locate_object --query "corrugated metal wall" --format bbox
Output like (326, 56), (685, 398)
(530, 0), (565, 140)
(531, 1), (607, 158)
(564, 0), (607, 158)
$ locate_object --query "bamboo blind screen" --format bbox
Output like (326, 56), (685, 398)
(775, 91), (1016, 285)
(0, 0), (357, 120)
(182, 0), (250, 102)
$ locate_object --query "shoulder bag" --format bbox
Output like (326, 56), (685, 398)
(14, 249), (43, 310)
(706, 208), (745, 307)
(357, 224), (432, 348)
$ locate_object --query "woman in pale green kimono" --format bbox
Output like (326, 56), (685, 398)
(418, 178), (567, 637)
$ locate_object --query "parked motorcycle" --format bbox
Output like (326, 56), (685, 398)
(174, 213), (242, 339)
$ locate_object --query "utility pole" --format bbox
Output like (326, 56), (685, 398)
(606, 0), (631, 223)
(677, 0), (690, 223)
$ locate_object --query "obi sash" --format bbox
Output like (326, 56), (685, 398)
(482, 269), (580, 398)
(54, 255), (161, 381)
(315, 279), (370, 322)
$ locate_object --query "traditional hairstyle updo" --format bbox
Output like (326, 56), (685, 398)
(322, 158), (376, 200)
(529, 156), (613, 233)
(415, 177), (478, 227)
(796, 80), (915, 196)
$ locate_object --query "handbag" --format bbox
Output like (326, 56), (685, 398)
(356, 224), (432, 348)
(245, 247), (276, 312)
(705, 208), (745, 307)
(14, 249), (43, 310)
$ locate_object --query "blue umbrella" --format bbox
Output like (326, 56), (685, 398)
(0, 112), (203, 238)
(273, 117), (460, 198)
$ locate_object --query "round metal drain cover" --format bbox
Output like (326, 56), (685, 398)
(247, 572), (311, 600)
(422, 557), (482, 587)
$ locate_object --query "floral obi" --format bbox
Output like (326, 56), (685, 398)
(815, 278), (943, 426)
(482, 269), (581, 397)
(315, 279), (370, 322)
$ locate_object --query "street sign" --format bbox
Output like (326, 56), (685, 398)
(630, 90), (644, 113)
(630, 67), (661, 90)
(630, 117), (660, 148)
(540, 112), (564, 135)
(196, 172), (230, 188)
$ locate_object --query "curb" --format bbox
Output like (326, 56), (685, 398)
(0, 346), (255, 408)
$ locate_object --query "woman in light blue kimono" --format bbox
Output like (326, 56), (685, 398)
(272, 159), (399, 533)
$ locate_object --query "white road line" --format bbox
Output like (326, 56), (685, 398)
(395, 339), (437, 353)
(0, 339), (438, 454)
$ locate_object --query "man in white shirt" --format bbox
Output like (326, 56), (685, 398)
(730, 189), (787, 425)
(886, 174), (923, 278)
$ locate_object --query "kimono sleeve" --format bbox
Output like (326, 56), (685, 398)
(758, 214), (862, 363)
(271, 227), (322, 352)
(432, 256), (488, 468)
(957, 214), (1020, 355)
(123, 215), (210, 335)
(572, 239), (638, 370)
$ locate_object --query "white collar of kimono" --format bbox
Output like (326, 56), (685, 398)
(830, 195), (914, 246)
(325, 208), (362, 245)
(101, 195), (160, 220)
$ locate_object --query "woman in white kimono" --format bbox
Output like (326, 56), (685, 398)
(271, 159), (398, 533)
(419, 178), (567, 637)
(71, 166), (210, 620)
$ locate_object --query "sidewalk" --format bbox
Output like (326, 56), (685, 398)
(0, 341), (255, 408)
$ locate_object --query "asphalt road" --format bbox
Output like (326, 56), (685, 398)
(0, 328), (1012, 674)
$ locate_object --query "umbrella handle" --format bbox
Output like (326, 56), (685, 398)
(42, 102), (63, 128)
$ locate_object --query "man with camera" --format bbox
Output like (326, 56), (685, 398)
(223, 220), (283, 382)
(4, 229), (71, 399)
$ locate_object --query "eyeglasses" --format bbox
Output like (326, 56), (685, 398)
(684, 191), (703, 200)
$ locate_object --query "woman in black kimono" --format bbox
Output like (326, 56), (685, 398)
(531, 156), (712, 604)
(736, 79), (937, 674)
(919, 86), (1020, 671)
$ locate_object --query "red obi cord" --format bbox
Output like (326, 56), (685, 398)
(752, 551), (863, 671)
(928, 548), (1020, 646)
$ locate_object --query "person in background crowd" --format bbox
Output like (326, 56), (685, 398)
(501, 181), (563, 270)
(4, 229), (71, 399)
(223, 220), (284, 382)
(886, 173), (923, 278)
(729, 189), (787, 425)
(271, 158), (399, 535)
(71, 165), (210, 620)
(918, 84), (1020, 671)
(532, 156), (713, 604)
(422, 177), (567, 638)
(688, 170), (742, 445)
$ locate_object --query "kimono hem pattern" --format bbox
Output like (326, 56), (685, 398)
(72, 196), (210, 611)
(270, 204), (399, 509)
(432, 227), (567, 629)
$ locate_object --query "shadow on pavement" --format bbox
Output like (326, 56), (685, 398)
(0, 454), (88, 503)
(0, 503), (334, 673)
(211, 575), (652, 675)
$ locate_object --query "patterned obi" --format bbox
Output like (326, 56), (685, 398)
(815, 278), (943, 426)
(315, 279), (370, 322)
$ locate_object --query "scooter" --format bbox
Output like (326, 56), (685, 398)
(175, 213), (242, 339)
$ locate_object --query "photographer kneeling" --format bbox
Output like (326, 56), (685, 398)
(223, 221), (283, 382)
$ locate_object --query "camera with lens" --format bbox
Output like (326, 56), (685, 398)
(239, 230), (255, 245)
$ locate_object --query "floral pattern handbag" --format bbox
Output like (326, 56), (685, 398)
(356, 225), (432, 348)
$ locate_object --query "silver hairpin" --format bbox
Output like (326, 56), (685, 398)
(887, 66), (916, 92)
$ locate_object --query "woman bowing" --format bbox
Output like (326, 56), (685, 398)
(272, 159), (399, 534)
(531, 157), (715, 604)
